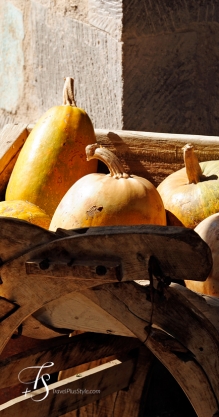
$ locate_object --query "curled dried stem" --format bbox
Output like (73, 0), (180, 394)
(86, 144), (129, 179)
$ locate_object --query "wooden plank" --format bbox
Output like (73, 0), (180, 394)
(93, 128), (219, 186)
(31, 279), (219, 339)
(19, 224), (212, 283)
(31, 291), (134, 338)
(0, 124), (28, 174)
(60, 345), (153, 417)
(0, 355), (136, 417)
(0, 124), (28, 199)
(21, 314), (66, 339)
(0, 332), (140, 390)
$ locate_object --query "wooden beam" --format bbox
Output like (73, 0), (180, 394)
(0, 355), (136, 417)
(93, 129), (219, 186)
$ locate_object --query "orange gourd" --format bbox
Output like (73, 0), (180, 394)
(185, 213), (219, 296)
(6, 78), (97, 217)
(49, 144), (167, 231)
(0, 200), (51, 229)
(157, 143), (219, 229)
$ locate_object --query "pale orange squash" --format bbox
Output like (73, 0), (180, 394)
(0, 200), (51, 229)
(157, 143), (219, 229)
(6, 78), (97, 217)
(185, 213), (219, 296)
(49, 144), (167, 231)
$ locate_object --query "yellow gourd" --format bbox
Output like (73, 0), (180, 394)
(0, 200), (51, 229)
(6, 78), (97, 217)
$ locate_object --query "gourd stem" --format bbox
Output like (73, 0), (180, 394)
(86, 144), (129, 179)
(183, 143), (203, 184)
(63, 77), (77, 106)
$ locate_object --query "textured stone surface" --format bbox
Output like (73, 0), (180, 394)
(30, 0), (123, 128)
(0, 2), (24, 112)
(122, 0), (219, 134)
(1, 0), (219, 135)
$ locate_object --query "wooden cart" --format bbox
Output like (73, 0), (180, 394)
(0, 124), (219, 417)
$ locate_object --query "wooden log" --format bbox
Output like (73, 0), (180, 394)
(0, 354), (136, 417)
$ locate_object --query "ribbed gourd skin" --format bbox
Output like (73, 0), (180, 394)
(0, 200), (51, 229)
(5, 105), (98, 217)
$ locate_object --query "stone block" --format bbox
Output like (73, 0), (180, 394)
(0, 0), (219, 135)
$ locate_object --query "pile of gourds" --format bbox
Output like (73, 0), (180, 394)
(1, 77), (219, 296)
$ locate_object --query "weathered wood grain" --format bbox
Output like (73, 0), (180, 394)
(30, 2), (123, 130)
(0, 124), (27, 174)
(93, 128), (219, 185)
(31, 291), (134, 338)
(0, 355), (136, 416)
(145, 328), (218, 417)
(170, 283), (219, 333)
(88, 0), (122, 40)
(0, 217), (58, 263)
(0, 224), (212, 351)
(60, 345), (153, 417)
(0, 124), (28, 199)
(0, 332), (141, 390)
(21, 314), (65, 339)
(3, 1), (219, 134)
(82, 281), (219, 412)
(0, 298), (18, 322)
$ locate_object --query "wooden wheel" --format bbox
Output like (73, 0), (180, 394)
(0, 221), (218, 416)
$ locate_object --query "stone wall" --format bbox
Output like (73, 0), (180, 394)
(1, 0), (219, 135)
